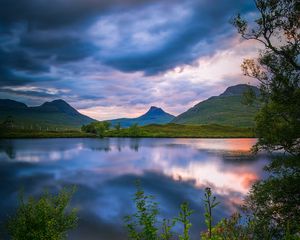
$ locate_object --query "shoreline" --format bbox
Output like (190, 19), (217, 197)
(0, 133), (256, 139)
(0, 124), (256, 139)
(0, 136), (257, 139)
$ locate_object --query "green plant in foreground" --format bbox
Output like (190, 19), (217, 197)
(125, 181), (159, 240)
(126, 181), (299, 240)
(175, 202), (194, 240)
(203, 187), (219, 239)
(201, 213), (254, 240)
(160, 218), (175, 240)
(7, 188), (78, 240)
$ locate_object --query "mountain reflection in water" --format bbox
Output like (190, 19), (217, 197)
(0, 138), (270, 240)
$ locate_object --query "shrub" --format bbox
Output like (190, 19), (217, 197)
(7, 188), (78, 240)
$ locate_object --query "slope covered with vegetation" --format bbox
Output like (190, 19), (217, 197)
(0, 99), (95, 130)
(173, 84), (261, 127)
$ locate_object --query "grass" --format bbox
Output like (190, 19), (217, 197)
(106, 123), (255, 138)
(0, 123), (255, 139)
(0, 111), (94, 130)
(0, 129), (95, 139)
(173, 96), (261, 127)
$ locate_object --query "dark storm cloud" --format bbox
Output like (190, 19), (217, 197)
(0, 0), (255, 75)
(0, 0), (257, 115)
(102, 0), (255, 75)
(0, 0), (163, 29)
(0, 66), (34, 87)
(0, 48), (48, 73)
(0, 87), (63, 98)
(0, 27), (96, 87)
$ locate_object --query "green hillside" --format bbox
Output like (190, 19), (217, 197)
(0, 99), (96, 130)
(172, 84), (261, 127)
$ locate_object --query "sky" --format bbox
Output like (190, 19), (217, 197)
(0, 0), (260, 120)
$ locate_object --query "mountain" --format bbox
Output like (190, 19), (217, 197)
(0, 99), (96, 129)
(109, 106), (175, 128)
(172, 84), (261, 127)
(0, 99), (27, 110)
(219, 84), (260, 97)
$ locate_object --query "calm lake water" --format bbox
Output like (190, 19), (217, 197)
(0, 138), (271, 239)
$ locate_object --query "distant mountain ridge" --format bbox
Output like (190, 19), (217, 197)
(1, 84), (261, 130)
(172, 84), (261, 127)
(108, 106), (175, 128)
(0, 99), (95, 129)
(33, 99), (82, 115)
(0, 99), (27, 110)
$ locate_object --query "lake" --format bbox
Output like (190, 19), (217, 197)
(0, 138), (271, 239)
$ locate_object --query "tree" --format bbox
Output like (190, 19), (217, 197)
(102, 121), (111, 131)
(81, 123), (97, 134)
(232, 1), (300, 238)
(114, 122), (121, 132)
(129, 123), (140, 137)
(232, 0), (300, 155)
(81, 121), (111, 137)
(243, 156), (300, 239)
(95, 124), (106, 137)
(7, 188), (78, 240)
(1, 115), (14, 129)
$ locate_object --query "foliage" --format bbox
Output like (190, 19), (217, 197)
(0, 129), (95, 139)
(114, 122), (121, 131)
(125, 184), (264, 240)
(202, 188), (219, 239)
(253, 100), (300, 155)
(232, 0), (300, 155)
(102, 121), (111, 130)
(125, 182), (195, 240)
(7, 188), (78, 240)
(107, 123), (255, 138)
(243, 156), (300, 239)
(81, 124), (96, 134)
(0, 115), (14, 129)
(232, 1), (300, 238)
(201, 213), (254, 240)
(128, 123), (140, 137)
(174, 202), (194, 240)
(0, 123), (254, 139)
(124, 181), (159, 240)
(81, 121), (110, 137)
(160, 219), (175, 240)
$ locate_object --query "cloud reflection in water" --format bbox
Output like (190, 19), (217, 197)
(0, 138), (269, 239)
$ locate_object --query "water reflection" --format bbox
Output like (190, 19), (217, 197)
(0, 138), (270, 239)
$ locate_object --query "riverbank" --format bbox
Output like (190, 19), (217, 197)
(106, 123), (255, 138)
(0, 130), (96, 138)
(0, 124), (255, 139)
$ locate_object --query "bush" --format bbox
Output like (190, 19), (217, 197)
(7, 188), (78, 240)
